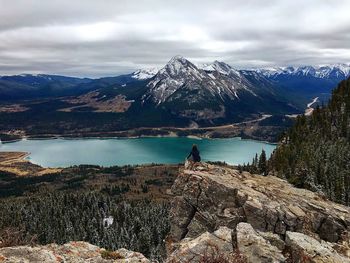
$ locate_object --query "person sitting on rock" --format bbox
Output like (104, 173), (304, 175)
(187, 144), (201, 163)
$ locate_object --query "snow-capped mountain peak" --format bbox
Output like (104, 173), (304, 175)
(201, 61), (241, 78)
(315, 64), (350, 78)
(160, 55), (199, 76)
(143, 56), (208, 104)
(168, 55), (188, 64)
(131, 68), (158, 80)
(212, 60), (233, 75)
(336, 63), (350, 76)
(254, 64), (350, 79)
(295, 66), (316, 76)
(143, 56), (262, 106)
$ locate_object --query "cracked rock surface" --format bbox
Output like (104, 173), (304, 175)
(167, 163), (350, 262)
(166, 226), (233, 263)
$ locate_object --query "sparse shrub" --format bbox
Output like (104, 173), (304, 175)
(0, 227), (37, 248)
(101, 250), (124, 260)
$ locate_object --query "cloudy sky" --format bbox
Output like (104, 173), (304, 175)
(0, 0), (350, 77)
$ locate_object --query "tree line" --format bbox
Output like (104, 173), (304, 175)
(268, 77), (350, 205)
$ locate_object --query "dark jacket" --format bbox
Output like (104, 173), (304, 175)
(187, 149), (201, 162)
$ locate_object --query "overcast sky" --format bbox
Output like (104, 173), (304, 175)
(0, 0), (350, 77)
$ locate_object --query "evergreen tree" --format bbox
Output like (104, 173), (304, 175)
(258, 149), (267, 175)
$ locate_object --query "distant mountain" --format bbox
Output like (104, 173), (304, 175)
(131, 68), (158, 80)
(253, 64), (350, 79)
(248, 64), (350, 108)
(1, 74), (91, 87)
(0, 74), (93, 100)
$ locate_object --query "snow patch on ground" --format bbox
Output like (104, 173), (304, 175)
(103, 216), (114, 228)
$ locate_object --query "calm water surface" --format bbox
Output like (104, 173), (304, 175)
(0, 137), (276, 167)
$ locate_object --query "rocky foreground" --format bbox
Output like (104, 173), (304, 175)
(2, 162), (350, 262)
(0, 241), (149, 262)
(166, 162), (350, 262)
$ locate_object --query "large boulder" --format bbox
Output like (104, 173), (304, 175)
(236, 222), (285, 263)
(166, 227), (235, 263)
(257, 231), (286, 251)
(285, 231), (350, 263)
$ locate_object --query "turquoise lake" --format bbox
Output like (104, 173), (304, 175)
(0, 137), (276, 168)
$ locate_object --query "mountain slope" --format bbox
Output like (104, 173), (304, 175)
(269, 76), (350, 205)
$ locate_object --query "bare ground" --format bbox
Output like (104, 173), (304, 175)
(0, 152), (61, 176)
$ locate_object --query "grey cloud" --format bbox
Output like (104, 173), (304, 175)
(0, 0), (349, 77)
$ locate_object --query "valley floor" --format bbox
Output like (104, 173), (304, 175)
(0, 114), (290, 143)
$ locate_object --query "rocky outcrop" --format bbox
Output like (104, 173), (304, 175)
(166, 227), (234, 263)
(0, 241), (149, 263)
(236, 222), (286, 262)
(285, 231), (350, 263)
(167, 163), (350, 262)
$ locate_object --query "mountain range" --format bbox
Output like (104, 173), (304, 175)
(253, 64), (350, 79)
(249, 64), (350, 108)
(0, 56), (349, 130)
(129, 62), (350, 81)
(1, 57), (348, 103)
(137, 56), (299, 124)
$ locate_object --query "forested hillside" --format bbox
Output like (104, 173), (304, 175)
(0, 164), (180, 261)
(270, 77), (350, 205)
(0, 193), (169, 261)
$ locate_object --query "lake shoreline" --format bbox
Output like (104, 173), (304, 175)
(0, 136), (277, 168)
(0, 115), (287, 144)
(0, 129), (280, 144)
(1, 134), (278, 146)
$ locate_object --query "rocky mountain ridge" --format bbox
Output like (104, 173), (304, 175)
(166, 162), (350, 262)
(128, 62), (350, 81)
(143, 56), (255, 105)
(253, 64), (350, 79)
